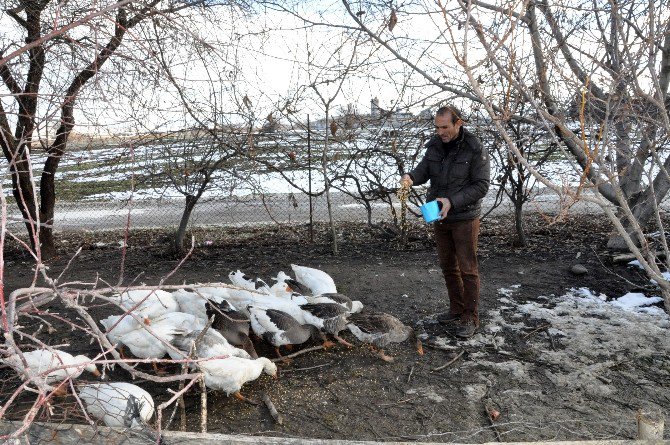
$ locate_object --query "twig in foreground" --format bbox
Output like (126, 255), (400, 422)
(431, 350), (465, 372)
(279, 361), (334, 373)
(260, 391), (283, 425)
(484, 400), (502, 442)
(270, 345), (325, 363)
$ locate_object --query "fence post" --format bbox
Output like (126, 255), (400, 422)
(636, 408), (665, 440)
(307, 114), (313, 243)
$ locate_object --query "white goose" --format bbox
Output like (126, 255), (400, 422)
(1, 349), (101, 390)
(115, 289), (178, 319)
(151, 311), (206, 332)
(120, 323), (182, 362)
(199, 356), (277, 402)
(78, 382), (154, 428)
(228, 270), (271, 293)
(171, 289), (209, 322)
(99, 313), (149, 348)
(291, 264), (337, 295)
(117, 313), (200, 365)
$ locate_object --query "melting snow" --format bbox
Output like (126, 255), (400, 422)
(465, 285), (670, 398)
(611, 292), (664, 312)
(497, 284), (521, 298)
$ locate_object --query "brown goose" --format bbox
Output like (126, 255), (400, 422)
(299, 302), (353, 347)
(346, 310), (424, 362)
(206, 299), (258, 359)
(170, 328), (252, 360)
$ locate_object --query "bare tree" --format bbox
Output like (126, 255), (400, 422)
(310, 0), (670, 310)
(0, 0), (240, 258)
(307, 35), (369, 254)
(142, 126), (249, 255)
(328, 112), (432, 226)
(480, 104), (554, 246)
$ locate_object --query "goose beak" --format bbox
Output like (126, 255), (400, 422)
(91, 368), (102, 378)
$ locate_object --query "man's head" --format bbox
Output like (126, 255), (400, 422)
(434, 105), (464, 143)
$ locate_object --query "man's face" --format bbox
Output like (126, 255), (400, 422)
(434, 113), (462, 143)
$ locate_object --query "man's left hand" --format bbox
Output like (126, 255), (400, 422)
(437, 197), (451, 219)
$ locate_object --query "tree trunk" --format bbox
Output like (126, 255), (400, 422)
(39, 147), (63, 259)
(1, 7), (131, 259)
(605, 185), (670, 251)
(513, 202), (527, 247)
(174, 194), (198, 256)
(10, 160), (40, 251)
(5, 131), (65, 260)
(322, 108), (338, 255)
(661, 286), (670, 319)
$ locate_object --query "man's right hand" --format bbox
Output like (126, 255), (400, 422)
(400, 174), (413, 187)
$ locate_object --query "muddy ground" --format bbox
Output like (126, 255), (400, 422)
(2, 214), (669, 442)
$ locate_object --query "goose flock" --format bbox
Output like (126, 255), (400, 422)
(1, 264), (423, 430)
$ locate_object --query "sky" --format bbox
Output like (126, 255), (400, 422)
(2, 0), (669, 139)
(0, 1), (456, 136)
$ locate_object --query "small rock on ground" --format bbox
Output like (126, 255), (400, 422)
(570, 264), (588, 275)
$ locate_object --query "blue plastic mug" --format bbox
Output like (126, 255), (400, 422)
(420, 200), (441, 223)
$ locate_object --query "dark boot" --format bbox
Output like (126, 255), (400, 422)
(456, 319), (477, 338)
(437, 312), (461, 324)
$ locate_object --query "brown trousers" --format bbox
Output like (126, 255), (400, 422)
(434, 218), (481, 325)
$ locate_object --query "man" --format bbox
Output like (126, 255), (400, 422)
(401, 105), (490, 338)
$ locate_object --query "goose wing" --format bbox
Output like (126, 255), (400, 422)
(291, 264), (337, 295)
(250, 307), (311, 346)
(284, 278), (311, 296)
(307, 293), (353, 310)
(171, 289), (208, 321)
(300, 303), (348, 335)
(300, 302), (347, 319)
(347, 311), (397, 333)
(206, 300), (252, 349)
(207, 299), (247, 323)
(264, 308), (302, 331)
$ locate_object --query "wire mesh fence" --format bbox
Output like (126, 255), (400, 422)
(2, 119), (619, 236)
(40, 190), (610, 234)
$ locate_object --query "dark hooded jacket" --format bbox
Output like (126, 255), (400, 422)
(407, 127), (490, 222)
